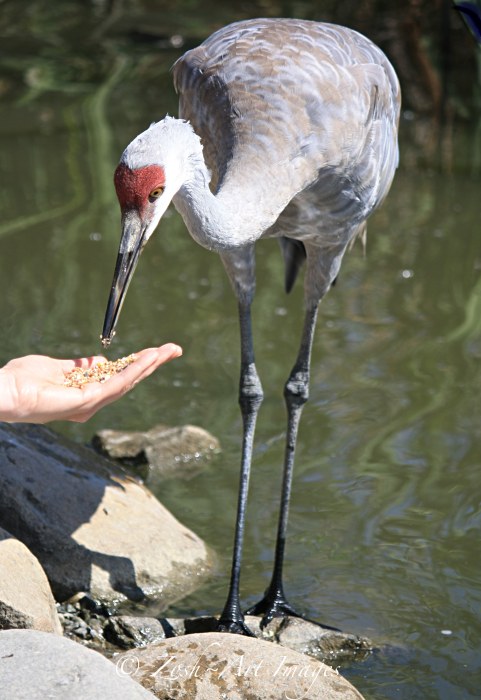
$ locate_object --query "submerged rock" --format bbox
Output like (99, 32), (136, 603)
(251, 615), (373, 665)
(112, 631), (366, 699)
(0, 628), (154, 699)
(93, 423), (220, 480)
(104, 614), (168, 649)
(0, 423), (213, 609)
(0, 528), (61, 634)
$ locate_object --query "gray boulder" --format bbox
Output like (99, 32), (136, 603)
(93, 423), (220, 480)
(112, 631), (366, 699)
(0, 628), (154, 699)
(0, 528), (61, 634)
(0, 423), (213, 609)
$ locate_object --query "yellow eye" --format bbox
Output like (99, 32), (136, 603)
(148, 186), (165, 202)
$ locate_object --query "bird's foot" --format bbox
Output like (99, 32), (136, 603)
(216, 615), (256, 637)
(246, 593), (340, 632)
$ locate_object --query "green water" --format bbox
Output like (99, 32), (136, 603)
(1, 3), (480, 698)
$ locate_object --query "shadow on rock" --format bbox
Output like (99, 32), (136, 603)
(0, 423), (213, 610)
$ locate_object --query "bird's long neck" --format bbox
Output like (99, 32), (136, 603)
(172, 130), (288, 252)
(173, 171), (270, 252)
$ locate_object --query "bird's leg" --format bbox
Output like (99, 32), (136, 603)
(246, 303), (338, 630)
(217, 300), (263, 636)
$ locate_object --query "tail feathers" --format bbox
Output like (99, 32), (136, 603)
(279, 237), (307, 293)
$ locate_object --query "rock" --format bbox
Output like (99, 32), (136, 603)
(104, 615), (167, 649)
(0, 628), (155, 699)
(93, 424), (220, 480)
(58, 597), (108, 647)
(0, 528), (62, 634)
(0, 423), (213, 609)
(112, 631), (366, 699)
(250, 615), (374, 664)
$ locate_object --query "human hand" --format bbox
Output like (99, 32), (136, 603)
(0, 344), (182, 424)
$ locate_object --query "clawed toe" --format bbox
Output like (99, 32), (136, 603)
(216, 617), (256, 637)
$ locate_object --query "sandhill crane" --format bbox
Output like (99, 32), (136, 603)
(101, 18), (400, 635)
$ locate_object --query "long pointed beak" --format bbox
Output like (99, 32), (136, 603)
(101, 210), (148, 347)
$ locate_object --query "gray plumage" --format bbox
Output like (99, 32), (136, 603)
(172, 18), (400, 301)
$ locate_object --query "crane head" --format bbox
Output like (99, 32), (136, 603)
(100, 163), (169, 346)
(100, 117), (203, 346)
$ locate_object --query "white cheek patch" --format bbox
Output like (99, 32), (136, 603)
(144, 193), (173, 241)
(145, 213), (161, 241)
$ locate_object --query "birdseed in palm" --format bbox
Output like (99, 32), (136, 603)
(64, 354), (136, 388)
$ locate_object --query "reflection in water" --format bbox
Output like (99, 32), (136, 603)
(0, 4), (480, 699)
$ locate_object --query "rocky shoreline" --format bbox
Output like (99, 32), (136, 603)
(0, 422), (371, 699)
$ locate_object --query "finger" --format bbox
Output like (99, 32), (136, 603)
(130, 344), (183, 371)
(100, 344), (183, 394)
